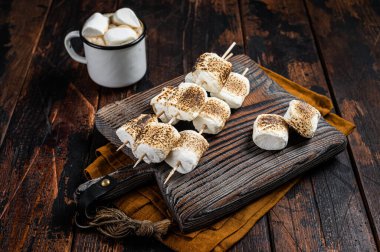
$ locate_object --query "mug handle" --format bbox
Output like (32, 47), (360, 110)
(64, 31), (87, 64)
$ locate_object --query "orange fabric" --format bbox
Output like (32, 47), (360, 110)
(84, 67), (355, 251)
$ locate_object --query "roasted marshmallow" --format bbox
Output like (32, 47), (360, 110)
(165, 130), (209, 174)
(133, 122), (180, 164)
(192, 53), (232, 93)
(165, 83), (207, 121)
(116, 114), (158, 148)
(150, 86), (179, 124)
(284, 100), (321, 138)
(252, 114), (289, 150)
(104, 27), (138, 46)
(210, 72), (250, 108)
(112, 8), (141, 28)
(193, 97), (231, 134)
(82, 13), (109, 37)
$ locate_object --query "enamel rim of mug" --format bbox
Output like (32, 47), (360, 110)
(79, 18), (147, 50)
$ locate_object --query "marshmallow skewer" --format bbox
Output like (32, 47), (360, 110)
(221, 42), (237, 59)
(224, 53), (234, 61)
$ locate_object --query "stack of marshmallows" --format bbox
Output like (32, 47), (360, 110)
(82, 8), (143, 46)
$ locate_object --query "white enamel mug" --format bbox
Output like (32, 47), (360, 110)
(64, 22), (147, 88)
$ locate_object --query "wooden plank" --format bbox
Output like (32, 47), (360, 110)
(305, 0), (380, 247)
(240, 0), (377, 251)
(0, 0), (52, 147)
(0, 0), (119, 251)
(72, 0), (269, 250)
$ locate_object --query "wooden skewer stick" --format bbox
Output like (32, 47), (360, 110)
(164, 161), (181, 184)
(156, 110), (165, 118)
(133, 153), (146, 168)
(224, 53), (233, 61)
(221, 42), (236, 59)
(198, 124), (207, 135)
(116, 141), (129, 152)
(167, 113), (179, 125)
(242, 68), (249, 76)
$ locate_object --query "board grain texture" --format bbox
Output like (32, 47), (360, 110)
(94, 54), (347, 232)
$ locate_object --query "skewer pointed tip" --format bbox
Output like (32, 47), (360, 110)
(133, 154), (146, 168)
(116, 141), (129, 152)
(164, 163), (180, 184)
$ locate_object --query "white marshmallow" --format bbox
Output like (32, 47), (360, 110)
(283, 100), (321, 138)
(113, 8), (141, 28)
(165, 130), (209, 174)
(85, 36), (106, 46)
(210, 72), (250, 108)
(252, 114), (288, 150)
(104, 27), (138, 46)
(82, 13), (109, 37)
(166, 83), (207, 121)
(116, 114), (158, 148)
(133, 122), (180, 163)
(193, 97), (231, 134)
(150, 87), (179, 124)
(184, 72), (195, 83)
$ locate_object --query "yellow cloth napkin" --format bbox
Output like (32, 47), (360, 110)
(84, 66), (355, 251)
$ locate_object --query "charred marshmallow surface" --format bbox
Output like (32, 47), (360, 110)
(165, 83), (207, 121)
(252, 114), (289, 150)
(150, 86), (179, 124)
(211, 72), (250, 109)
(133, 122), (180, 164)
(116, 114), (157, 148)
(193, 97), (231, 134)
(284, 100), (321, 138)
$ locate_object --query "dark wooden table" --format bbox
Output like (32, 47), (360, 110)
(0, 0), (379, 251)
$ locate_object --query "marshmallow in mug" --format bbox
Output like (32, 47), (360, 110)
(82, 13), (109, 37)
(104, 27), (138, 46)
(113, 8), (141, 28)
(82, 8), (143, 46)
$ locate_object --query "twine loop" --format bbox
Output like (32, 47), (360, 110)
(78, 207), (171, 240)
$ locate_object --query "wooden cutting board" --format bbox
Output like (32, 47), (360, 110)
(94, 54), (347, 233)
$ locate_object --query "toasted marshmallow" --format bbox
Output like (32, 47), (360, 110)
(150, 87), (179, 124)
(193, 97), (231, 134)
(165, 130), (209, 174)
(210, 72), (250, 108)
(192, 53), (232, 93)
(252, 114), (288, 150)
(166, 83), (207, 121)
(284, 100), (321, 138)
(104, 27), (138, 46)
(185, 72), (195, 83)
(112, 8), (141, 28)
(133, 122), (180, 163)
(116, 114), (158, 148)
(82, 13), (109, 37)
